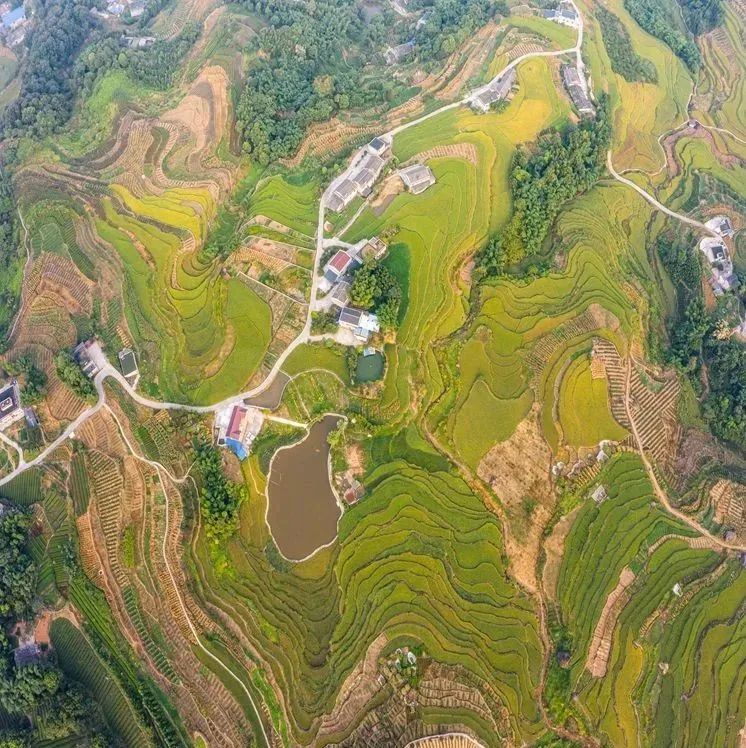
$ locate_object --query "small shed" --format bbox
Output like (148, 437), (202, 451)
(591, 485), (607, 504)
(118, 348), (139, 379)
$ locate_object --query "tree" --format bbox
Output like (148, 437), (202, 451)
(193, 437), (247, 541)
(477, 97), (612, 274)
(0, 513), (35, 622)
(54, 350), (96, 401)
(2, 0), (97, 139)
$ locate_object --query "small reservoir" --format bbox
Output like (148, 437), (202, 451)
(355, 350), (385, 383)
(266, 415), (342, 561)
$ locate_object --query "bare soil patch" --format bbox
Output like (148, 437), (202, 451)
(478, 408), (554, 592)
(586, 567), (635, 678)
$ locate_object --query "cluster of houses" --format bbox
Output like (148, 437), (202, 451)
(699, 215), (738, 296)
(470, 68), (517, 114)
(214, 404), (264, 461)
(318, 237), (391, 343)
(327, 137), (391, 213)
(327, 135), (437, 214)
(541, 0), (580, 28)
(0, 2), (28, 47)
(562, 64), (595, 116)
(73, 340), (140, 384)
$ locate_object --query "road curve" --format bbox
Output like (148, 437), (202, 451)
(606, 151), (719, 237)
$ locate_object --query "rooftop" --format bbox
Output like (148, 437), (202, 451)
(226, 406), (247, 442)
(399, 163), (436, 192)
(339, 307), (363, 327)
(118, 349), (138, 378)
(1, 6), (25, 26)
(0, 382), (20, 416)
(328, 250), (352, 274)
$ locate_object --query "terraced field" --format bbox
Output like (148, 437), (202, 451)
(188, 426), (544, 746)
(694, 1), (746, 140)
(439, 183), (645, 467)
(584, 0), (692, 171)
(555, 453), (744, 747)
(3, 3), (744, 747)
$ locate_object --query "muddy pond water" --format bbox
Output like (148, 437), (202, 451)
(266, 415), (342, 561)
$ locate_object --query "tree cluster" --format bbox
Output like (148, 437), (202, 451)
(75, 23), (201, 99)
(669, 298), (746, 446)
(0, 164), (19, 353)
(349, 260), (402, 330)
(0, 513), (110, 745)
(4, 355), (47, 405)
(623, 0), (700, 72)
(194, 436), (247, 541)
(677, 0), (724, 36)
(657, 234), (701, 290)
(412, 0), (506, 61)
(660, 230), (745, 449)
(1, 0), (96, 139)
(596, 6), (657, 83)
(54, 350), (96, 402)
(235, 0), (398, 163)
(477, 98), (611, 276)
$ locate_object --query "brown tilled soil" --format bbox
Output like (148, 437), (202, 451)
(318, 634), (388, 739)
(478, 408), (554, 592)
(710, 479), (746, 539)
(541, 506), (581, 602)
(586, 567), (636, 678)
(411, 143), (478, 166)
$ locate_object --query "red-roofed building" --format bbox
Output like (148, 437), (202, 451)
(329, 251), (352, 274)
(226, 406), (247, 441)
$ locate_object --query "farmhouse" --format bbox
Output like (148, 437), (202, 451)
(1, 5), (25, 29)
(398, 163), (436, 194)
(350, 151), (386, 195)
(13, 642), (41, 668)
(215, 404), (264, 460)
(73, 341), (101, 378)
(319, 249), (360, 292)
(329, 280), (351, 308)
(562, 65), (594, 116)
(591, 484), (608, 504)
(385, 40), (415, 65)
(122, 35), (155, 49)
(367, 136), (391, 159)
(0, 380), (23, 432)
(338, 307), (380, 342)
(327, 140), (390, 212)
(699, 236), (739, 295)
(705, 214), (735, 237)
(327, 179), (358, 213)
(470, 68), (516, 113)
(541, 1), (579, 27)
(360, 236), (388, 261)
(118, 348), (139, 380)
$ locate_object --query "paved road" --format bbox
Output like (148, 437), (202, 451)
(606, 151), (720, 237)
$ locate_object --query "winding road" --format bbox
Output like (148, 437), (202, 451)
(2, 5), (742, 745)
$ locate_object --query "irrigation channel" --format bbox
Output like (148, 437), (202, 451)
(265, 414), (343, 561)
(2, 3), (743, 744)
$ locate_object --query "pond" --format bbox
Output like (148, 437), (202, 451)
(265, 415), (342, 561)
(355, 351), (385, 383)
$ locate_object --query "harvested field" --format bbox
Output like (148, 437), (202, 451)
(478, 409), (553, 592)
(585, 567), (635, 678)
